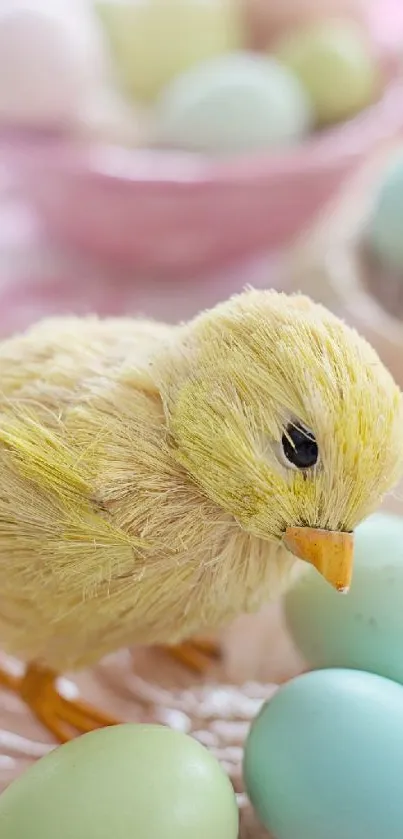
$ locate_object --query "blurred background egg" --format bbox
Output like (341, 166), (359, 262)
(153, 52), (313, 155)
(0, 2), (106, 128)
(244, 0), (365, 50)
(274, 19), (380, 125)
(75, 87), (150, 146)
(284, 512), (403, 683)
(0, 724), (239, 839)
(243, 668), (403, 839)
(95, 0), (242, 103)
(367, 151), (403, 272)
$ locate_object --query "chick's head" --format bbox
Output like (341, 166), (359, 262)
(158, 290), (403, 589)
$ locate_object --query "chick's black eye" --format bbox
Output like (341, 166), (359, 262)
(282, 423), (318, 470)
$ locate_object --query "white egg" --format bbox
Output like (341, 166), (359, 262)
(0, 2), (108, 128)
(75, 87), (150, 147)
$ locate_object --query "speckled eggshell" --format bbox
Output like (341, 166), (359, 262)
(0, 724), (239, 839)
(368, 152), (403, 272)
(244, 0), (365, 50)
(284, 512), (403, 683)
(95, 0), (242, 103)
(274, 19), (379, 125)
(153, 52), (313, 155)
(244, 668), (403, 839)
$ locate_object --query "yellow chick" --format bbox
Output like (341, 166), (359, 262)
(0, 289), (402, 741)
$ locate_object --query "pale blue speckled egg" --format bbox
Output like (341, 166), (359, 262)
(368, 152), (403, 271)
(284, 512), (403, 682)
(244, 668), (403, 839)
(153, 52), (313, 155)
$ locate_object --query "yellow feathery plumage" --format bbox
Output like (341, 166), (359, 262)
(0, 290), (401, 672)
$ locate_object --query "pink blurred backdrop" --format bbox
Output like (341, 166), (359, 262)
(2, 0), (403, 281)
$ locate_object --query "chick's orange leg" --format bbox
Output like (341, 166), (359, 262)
(0, 665), (20, 693)
(164, 638), (221, 673)
(0, 663), (118, 743)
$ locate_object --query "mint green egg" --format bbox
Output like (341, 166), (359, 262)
(284, 512), (403, 681)
(368, 153), (403, 271)
(0, 724), (239, 839)
(244, 668), (403, 839)
(153, 52), (313, 155)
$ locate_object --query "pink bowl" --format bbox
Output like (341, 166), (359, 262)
(3, 2), (403, 278)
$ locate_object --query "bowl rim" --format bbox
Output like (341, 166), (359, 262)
(2, 77), (403, 192)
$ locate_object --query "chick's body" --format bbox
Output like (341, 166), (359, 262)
(0, 290), (402, 675)
(0, 314), (290, 672)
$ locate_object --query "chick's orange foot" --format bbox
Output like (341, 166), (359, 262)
(0, 639), (219, 742)
(164, 638), (222, 673)
(0, 663), (119, 742)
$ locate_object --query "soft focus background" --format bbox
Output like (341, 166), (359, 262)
(2, 1), (403, 837)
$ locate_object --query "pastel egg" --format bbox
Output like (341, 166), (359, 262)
(274, 20), (379, 125)
(0, 724), (239, 839)
(0, 5), (104, 127)
(95, 0), (242, 103)
(153, 52), (313, 155)
(244, 668), (403, 839)
(284, 513), (403, 682)
(368, 153), (403, 271)
(244, 0), (365, 50)
(75, 87), (150, 147)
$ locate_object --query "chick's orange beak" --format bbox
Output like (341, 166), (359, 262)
(283, 526), (354, 592)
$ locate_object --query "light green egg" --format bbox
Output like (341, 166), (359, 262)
(153, 52), (313, 155)
(0, 724), (239, 839)
(244, 668), (403, 839)
(284, 512), (403, 681)
(274, 20), (379, 125)
(368, 152), (403, 271)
